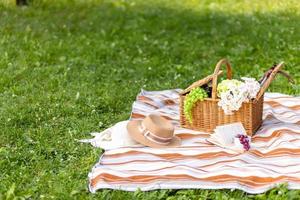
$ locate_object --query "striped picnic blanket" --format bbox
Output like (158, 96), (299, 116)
(89, 89), (300, 194)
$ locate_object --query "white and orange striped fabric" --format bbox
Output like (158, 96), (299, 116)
(89, 89), (300, 194)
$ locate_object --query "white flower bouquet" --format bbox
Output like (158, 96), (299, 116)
(217, 77), (260, 115)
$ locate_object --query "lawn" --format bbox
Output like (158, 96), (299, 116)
(0, 0), (300, 199)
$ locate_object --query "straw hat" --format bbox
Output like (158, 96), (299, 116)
(127, 114), (181, 148)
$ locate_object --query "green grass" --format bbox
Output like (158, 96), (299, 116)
(0, 0), (300, 199)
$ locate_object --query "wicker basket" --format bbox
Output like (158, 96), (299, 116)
(179, 59), (288, 136)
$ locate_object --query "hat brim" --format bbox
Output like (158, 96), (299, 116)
(127, 120), (181, 148)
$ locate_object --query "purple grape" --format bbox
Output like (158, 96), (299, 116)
(237, 134), (251, 151)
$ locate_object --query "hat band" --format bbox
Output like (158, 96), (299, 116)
(139, 123), (173, 145)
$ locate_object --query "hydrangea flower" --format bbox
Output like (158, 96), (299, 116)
(241, 77), (261, 99)
(217, 78), (260, 115)
(217, 79), (243, 97)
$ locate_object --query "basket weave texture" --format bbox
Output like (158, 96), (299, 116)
(179, 59), (286, 136)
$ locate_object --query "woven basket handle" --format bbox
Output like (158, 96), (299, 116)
(180, 71), (223, 95)
(256, 62), (284, 100)
(211, 59), (232, 99)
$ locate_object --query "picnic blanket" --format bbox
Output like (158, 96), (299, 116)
(88, 89), (300, 194)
